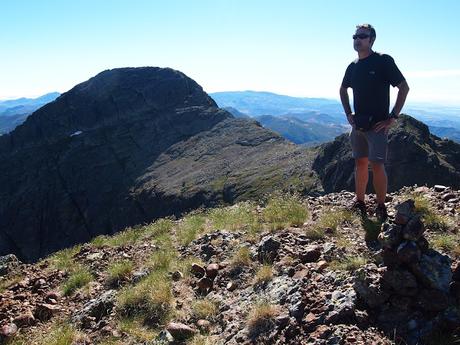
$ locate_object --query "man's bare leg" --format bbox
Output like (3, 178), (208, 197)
(355, 157), (369, 202)
(370, 161), (387, 204)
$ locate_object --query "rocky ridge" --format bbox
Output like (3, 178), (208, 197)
(0, 67), (321, 263)
(0, 185), (459, 344)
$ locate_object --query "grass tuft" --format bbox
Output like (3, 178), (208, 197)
(253, 264), (273, 286)
(177, 214), (207, 246)
(230, 246), (252, 267)
(208, 202), (261, 235)
(431, 233), (460, 256)
(46, 245), (82, 273)
(117, 271), (173, 326)
(106, 260), (134, 287)
(329, 255), (367, 272)
(313, 207), (358, 234)
(191, 299), (219, 320)
(410, 194), (452, 231)
(247, 300), (279, 338)
(262, 193), (308, 231)
(62, 267), (93, 296)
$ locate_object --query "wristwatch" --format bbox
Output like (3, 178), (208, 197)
(389, 111), (398, 119)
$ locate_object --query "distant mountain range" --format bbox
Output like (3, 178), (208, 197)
(0, 92), (60, 134)
(3, 91), (459, 144)
(210, 91), (460, 144)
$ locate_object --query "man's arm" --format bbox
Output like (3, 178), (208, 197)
(339, 86), (354, 125)
(374, 80), (410, 132)
(390, 80), (410, 116)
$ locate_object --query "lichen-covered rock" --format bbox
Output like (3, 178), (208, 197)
(257, 236), (281, 264)
(394, 199), (415, 225)
(409, 250), (452, 292)
(354, 265), (390, 308)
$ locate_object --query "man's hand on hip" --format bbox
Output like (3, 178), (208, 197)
(374, 118), (396, 133)
(346, 113), (355, 126)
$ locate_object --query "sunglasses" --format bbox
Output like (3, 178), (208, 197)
(353, 34), (370, 40)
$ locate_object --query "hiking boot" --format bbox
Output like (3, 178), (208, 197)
(375, 203), (388, 222)
(350, 199), (367, 217)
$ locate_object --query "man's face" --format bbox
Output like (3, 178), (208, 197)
(353, 28), (373, 52)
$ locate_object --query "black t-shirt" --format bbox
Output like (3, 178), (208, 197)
(342, 52), (405, 123)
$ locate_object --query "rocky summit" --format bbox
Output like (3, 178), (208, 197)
(0, 67), (320, 262)
(313, 115), (460, 193)
(0, 186), (459, 344)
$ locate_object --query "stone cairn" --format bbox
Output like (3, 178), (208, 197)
(355, 199), (458, 344)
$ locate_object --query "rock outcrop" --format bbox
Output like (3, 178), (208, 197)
(312, 115), (460, 192)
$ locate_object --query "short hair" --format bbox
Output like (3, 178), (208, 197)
(356, 23), (376, 39)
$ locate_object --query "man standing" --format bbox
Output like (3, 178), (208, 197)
(339, 24), (409, 221)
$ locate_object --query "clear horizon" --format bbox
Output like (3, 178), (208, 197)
(1, 1), (460, 106)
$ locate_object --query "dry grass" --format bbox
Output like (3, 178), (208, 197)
(0, 274), (24, 294)
(247, 300), (280, 338)
(431, 233), (460, 256)
(409, 194), (453, 231)
(230, 246), (252, 267)
(191, 299), (219, 320)
(9, 320), (87, 345)
(253, 264), (273, 286)
(329, 255), (367, 272)
(208, 202), (261, 234)
(117, 317), (158, 342)
(313, 207), (358, 234)
(45, 245), (82, 273)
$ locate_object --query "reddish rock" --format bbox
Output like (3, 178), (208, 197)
(190, 263), (206, 278)
(299, 245), (321, 263)
(311, 324), (331, 339)
(206, 263), (219, 279)
(44, 291), (60, 303)
(197, 277), (213, 293)
(0, 323), (18, 338)
(34, 303), (60, 322)
(196, 319), (211, 332)
(13, 311), (36, 327)
(293, 268), (309, 279)
(166, 322), (197, 341)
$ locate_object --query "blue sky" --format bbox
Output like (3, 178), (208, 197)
(1, 0), (459, 105)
